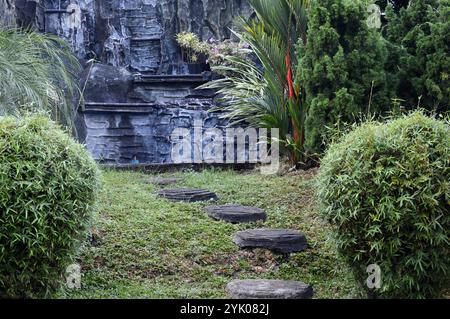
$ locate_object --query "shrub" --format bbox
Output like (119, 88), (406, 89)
(317, 111), (450, 298)
(384, 0), (449, 112)
(0, 115), (100, 298)
(299, 0), (391, 155)
(375, 1), (410, 12)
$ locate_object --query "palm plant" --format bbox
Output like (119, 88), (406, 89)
(0, 28), (81, 128)
(202, 0), (310, 162)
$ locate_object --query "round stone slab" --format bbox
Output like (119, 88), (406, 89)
(158, 188), (218, 202)
(233, 228), (307, 253)
(204, 205), (267, 224)
(150, 177), (183, 186)
(226, 279), (313, 299)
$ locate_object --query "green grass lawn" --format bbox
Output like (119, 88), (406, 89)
(58, 168), (359, 299)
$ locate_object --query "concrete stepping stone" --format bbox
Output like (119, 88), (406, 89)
(204, 205), (267, 224)
(158, 188), (218, 202)
(150, 177), (183, 186)
(226, 279), (313, 299)
(233, 229), (307, 253)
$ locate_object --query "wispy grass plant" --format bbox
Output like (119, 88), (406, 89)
(0, 28), (81, 128)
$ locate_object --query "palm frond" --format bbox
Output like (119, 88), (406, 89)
(200, 0), (311, 159)
(0, 28), (81, 128)
(201, 55), (290, 138)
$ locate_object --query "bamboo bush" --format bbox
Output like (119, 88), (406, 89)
(0, 115), (100, 298)
(317, 111), (450, 298)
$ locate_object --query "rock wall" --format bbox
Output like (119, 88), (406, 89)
(2, 0), (252, 69)
(77, 64), (227, 164)
(38, 0), (252, 72)
(0, 0), (16, 26)
(158, 0), (253, 73)
(82, 100), (229, 165)
(1, 0), (252, 165)
(0, 0), (43, 28)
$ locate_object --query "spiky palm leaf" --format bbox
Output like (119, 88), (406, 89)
(248, 0), (309, 77)
(205, 56), (291, 138)
(0, 28), (81, 128)
(201, 0), (310, 160)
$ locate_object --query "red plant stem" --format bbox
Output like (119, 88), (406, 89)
(286, 52), (300, 163)
(285, 53), (294, 99)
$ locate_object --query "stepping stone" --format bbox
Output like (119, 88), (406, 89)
(226, 279), (313, 299)
(204, 205), (267, 224)
(150, 177), (183, 186)
(233, 229), (307, 254)
(158, 188), (218, 202)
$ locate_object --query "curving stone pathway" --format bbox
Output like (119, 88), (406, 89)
(226, 279), (313, 299)
(204, 205), (267, 224)
(153, 180), (313, 297)
(158, 188), (218, 202)
(233, 228), (308, 254)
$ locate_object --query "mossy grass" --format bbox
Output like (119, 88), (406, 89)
(58, 168), (358, 299)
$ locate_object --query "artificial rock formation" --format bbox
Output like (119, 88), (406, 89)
(1, 0), (253, 165)
(0, 0), (16, 26)
(4, 0), (252, 70)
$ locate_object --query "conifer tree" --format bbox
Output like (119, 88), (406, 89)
(299, 0), (390, 154)
(375, 0), (409, 12)
(385, 0), (449, 112)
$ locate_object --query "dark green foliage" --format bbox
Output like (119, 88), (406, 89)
(376, 0), (410, 12)
(384, 0), (449, 112)
(317, 112), (450, 298)
(299, 0), (391, 155)
(0, 115), (100, 298)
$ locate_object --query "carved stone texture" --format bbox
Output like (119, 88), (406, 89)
(233, 229), (308, 253)
(226, 279), (314, 299)
(158, 188), (218, 202)
(204, 205), (266, 224)
(4, 0), (252, 165)
(27, 0), (253, 71)
(0, 0), (17, 27)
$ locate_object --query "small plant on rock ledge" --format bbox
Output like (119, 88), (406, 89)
(203, 38), (251, 76)
(176, 31), (250, 75)
(176, 32), (209, 63)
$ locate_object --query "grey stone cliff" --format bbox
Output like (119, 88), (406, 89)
(1, 0), (253, 164)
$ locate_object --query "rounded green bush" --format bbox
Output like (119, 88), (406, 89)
(0, 115), (100, 298)
(317, 111), (449, 298)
